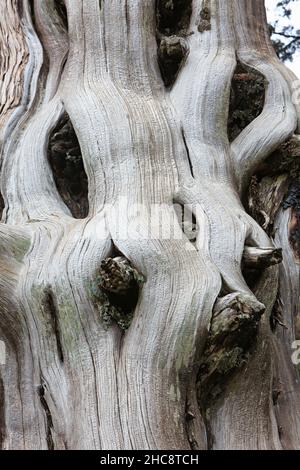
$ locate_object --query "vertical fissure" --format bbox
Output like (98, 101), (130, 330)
(42, 288), (64, 363)
(181, 128), (194, 178)
(37, 382), (54, 450)
(48, 112), (89, 219)
(55, 0), (68, 30)
(184, 398), (200, 450)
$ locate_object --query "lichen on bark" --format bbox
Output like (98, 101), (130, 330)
(0, 0), (299, 451)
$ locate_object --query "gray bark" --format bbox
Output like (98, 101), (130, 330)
(0, 0), (299, 450)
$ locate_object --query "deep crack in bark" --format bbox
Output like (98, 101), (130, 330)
(41, 288), (64, 363)
(37, 383), (54, 450)
(48, 113), (88, 219)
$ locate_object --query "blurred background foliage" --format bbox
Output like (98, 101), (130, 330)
(269, 0), (300, 62)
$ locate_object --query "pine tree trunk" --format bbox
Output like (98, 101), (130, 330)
(0, 0), (299, 450)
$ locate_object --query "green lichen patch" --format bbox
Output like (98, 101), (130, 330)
(11, 236), (31, 263)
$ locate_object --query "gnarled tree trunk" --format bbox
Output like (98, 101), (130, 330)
(0, 0), (299, 450)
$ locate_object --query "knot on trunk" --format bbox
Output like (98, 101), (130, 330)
(197, 6), (211, 33)
(198, 293), (265, 406)
(90, 256), (145, 330)
(158, 35), (189, 87)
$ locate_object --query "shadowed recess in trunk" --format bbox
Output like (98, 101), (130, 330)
(156, 0), (192, 35)
(90, 255), (145, 331)
(156, 0), (192, 87)
(47, 113), (88, 219)
(37, 382), (54, 450)
(29, 0), (68, 30)
(174, 201), (198, 245)
(54, 0), (68, 29)
(228, 62), (266, 141)
(197, 292), (264, 408)
(283, 181), (300, 261)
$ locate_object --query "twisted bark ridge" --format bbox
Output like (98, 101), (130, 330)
(0, 0), (299, 450)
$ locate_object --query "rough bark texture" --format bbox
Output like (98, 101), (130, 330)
(0, 0), (299, 450)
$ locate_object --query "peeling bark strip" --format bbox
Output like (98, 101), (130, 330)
(0, 0), (299, 450)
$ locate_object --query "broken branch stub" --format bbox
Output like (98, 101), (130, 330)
(242, 246), (283, 270)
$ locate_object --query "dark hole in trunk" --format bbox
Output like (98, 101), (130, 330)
(156, 0), (193, 36)
(92, 253), (145, 331)
(156, 0), (192, 87)
(99, 255), (143, 314)
(41, 287), (64, 363)
(55, 0), (68, 30)
(48, 113), (89, 219)
(241, 265), (262, 291)
(174, 201), (198, 245)
(228, 62), (266, 142)
(157, 36), (189, 87)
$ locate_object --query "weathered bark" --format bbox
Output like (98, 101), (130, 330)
(0, 0), (299, 450)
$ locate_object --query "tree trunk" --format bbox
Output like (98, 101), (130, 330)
(0, 0), (299, 450)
